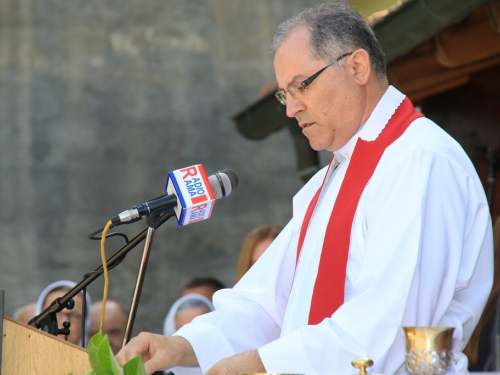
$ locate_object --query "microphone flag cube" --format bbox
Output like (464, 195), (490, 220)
(165, 164), (216, 226)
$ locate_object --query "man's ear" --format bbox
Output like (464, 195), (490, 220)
(349, 49), (371, 86)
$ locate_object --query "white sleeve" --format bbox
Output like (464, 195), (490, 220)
(172, 220), (298, 375)
(258, 142), (493, 375)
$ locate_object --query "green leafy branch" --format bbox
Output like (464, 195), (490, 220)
(69, 331), (148, 375)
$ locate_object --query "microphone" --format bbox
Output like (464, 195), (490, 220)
(110, 165), (238, 226)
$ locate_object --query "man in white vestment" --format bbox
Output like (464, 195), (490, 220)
(116, 4), (493, 375)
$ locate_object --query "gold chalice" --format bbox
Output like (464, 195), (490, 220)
(403, 326), (454, 375)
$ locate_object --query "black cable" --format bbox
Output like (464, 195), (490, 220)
(84, 226), (131, 278)
(88, 227), (130, 243)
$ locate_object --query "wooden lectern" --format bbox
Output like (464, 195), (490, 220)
(1, 290), (92, 375)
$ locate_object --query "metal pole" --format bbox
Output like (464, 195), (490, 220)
(123, 226), (156, 346)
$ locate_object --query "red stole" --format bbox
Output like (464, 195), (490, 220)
(296, 97), (423, 325)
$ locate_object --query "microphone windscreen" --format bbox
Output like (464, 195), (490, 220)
(209, 169), (239, 199)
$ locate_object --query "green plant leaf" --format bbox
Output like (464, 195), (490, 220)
(87, 331), (108, 374)
(96, 334), (123, 375)
(87, 331), (103, 360)
(84, 331), (144, 375)
(123, 356), (147, 375)
(88, 331), (104, 346)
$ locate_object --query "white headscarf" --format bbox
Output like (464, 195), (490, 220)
(163, 293), (214, 336)
(35, 280), (92, 347)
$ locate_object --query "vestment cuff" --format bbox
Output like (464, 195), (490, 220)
(258, 329), (315, 374)
(173, 321), (236, 374)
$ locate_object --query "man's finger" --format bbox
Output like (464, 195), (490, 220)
(115, 333), (152, 366)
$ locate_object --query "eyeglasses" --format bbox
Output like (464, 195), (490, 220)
(275, 52), (353, 105)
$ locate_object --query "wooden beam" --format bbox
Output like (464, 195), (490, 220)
(387, 1), (500, 101)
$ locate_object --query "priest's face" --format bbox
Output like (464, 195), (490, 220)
(274, 27), (365, 152)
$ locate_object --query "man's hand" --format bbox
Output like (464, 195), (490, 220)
(115, 333), (198, 375)
(206, 350), (265, 375)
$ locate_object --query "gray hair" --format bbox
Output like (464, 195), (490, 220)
(271, 3), (387, 81)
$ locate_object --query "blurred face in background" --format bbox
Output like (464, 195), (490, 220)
(89, 301), (128, 355)
(175, 306), (212, 331)
(251, 237), (275, 265)
(43, 290), (84, 345)
(13, 302), (37, 324)
(236, 224), (282, 282)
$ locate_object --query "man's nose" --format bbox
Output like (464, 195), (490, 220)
(286, 95), (306, 118)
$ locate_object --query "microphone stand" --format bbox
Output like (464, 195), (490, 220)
(28, 211), (173, 347)
(122, 211), (167, 346)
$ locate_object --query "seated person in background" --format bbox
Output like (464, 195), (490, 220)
(12, 301), (37, 324)
(180, 277), (225, 301)
(464, 215), (500, 371)
(235, 224), (282, 282)
(159, 296), (214, 375)
(164, 294), (214, 336)
(89, 299), (129, 355)
(35, 280), (92, 347)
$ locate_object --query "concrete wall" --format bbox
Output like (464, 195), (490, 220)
(0, 0), (337, 336)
